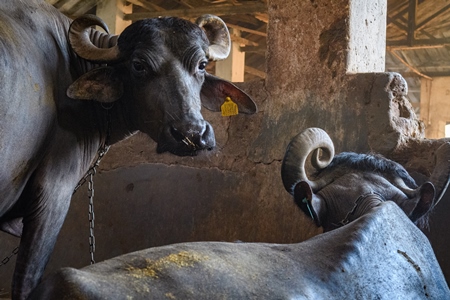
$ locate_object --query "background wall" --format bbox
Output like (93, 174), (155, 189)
(420, 77), (450, 139)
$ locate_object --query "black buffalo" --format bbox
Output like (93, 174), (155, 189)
(0, 1), (256, 299)
(281, 127), (450, 232)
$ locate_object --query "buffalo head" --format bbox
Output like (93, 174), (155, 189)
(66, 14), (256, 156)
(281, 128), (448, 232)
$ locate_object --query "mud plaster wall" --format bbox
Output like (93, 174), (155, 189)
(0, 0), (439, 291)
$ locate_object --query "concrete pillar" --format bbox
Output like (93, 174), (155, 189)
(347, 0), (386, 73)
(420, 77), (450, 139)
(96, 0), (132, 35)
(255, 0), (396, 162)
(215, 29), (245, 82)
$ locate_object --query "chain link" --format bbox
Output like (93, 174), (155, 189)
(88, 171), (96, 264)
(0, 247), (19, 267)
(74, 143), (110, 265)
(73, 108), (111, 265)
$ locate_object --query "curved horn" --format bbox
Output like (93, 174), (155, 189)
(281, 128), (335, 195)
(429, 142), (450, 205)
(196, 15), (231, 61)
(69, 14), (120, 63)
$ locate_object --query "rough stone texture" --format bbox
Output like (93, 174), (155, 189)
(1, 0), (450, 294)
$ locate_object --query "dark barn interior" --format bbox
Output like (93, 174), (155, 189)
(2, 0), (450, 298)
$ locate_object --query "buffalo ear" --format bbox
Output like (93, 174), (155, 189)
(67, 67), (123, 102)
(293, 181), (324, 227)
(201, 73), (257, 114)
(409, 182), (436, 222)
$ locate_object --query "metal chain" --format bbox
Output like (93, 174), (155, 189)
(88, 170), (96, 264)
(73, 108), (111, 265)
(72, 144), (110, 265)
(0, 247), (19, 267)
(73, 144), (110, 195)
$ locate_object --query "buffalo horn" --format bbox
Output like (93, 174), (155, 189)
(281, 127), (335, 195)
(69, 14), (120, 63)
(196, 15), (231, 61)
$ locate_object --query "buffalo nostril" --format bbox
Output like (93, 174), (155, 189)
(170, 127), (185, 143)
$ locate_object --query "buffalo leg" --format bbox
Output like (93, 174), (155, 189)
(11, 185), (73, 300)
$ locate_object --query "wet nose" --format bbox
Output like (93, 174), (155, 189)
(164, 119), (216, 155)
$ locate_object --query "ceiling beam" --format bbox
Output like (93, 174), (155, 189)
(240, 45), (266, 54)
(226, 23), (267, 37)
(407, 0), (417, 46)
(254, 13), (268, 23)
(416, 4), (450, 30)
(387, 37), (450, 47)
(389, 48), (432, 80)
(245, 65), (265, 79)
(417, 71), (450, 77)
(230, 35), (258, 46)
(126, 0), (165, 12)
(68, 0), (98, 17)
(123, 2), (267, 20)
(387, 16), (407, 32)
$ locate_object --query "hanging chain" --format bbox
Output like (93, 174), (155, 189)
(73, 108), (111, 265)
(88, 170), (96, 264)
(0, 247), (19, 267)
(73, 143), (110, 265)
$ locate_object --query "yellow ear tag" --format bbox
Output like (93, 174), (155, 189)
(221, 97), (239, 117)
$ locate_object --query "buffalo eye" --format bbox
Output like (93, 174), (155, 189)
(132, 60), (147, 76)
(198, 61), (208, 71)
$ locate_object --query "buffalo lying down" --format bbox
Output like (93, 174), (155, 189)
(0, 1), (256, 299)
(30, 128), (450, 299)
(281, 128), (450, 232)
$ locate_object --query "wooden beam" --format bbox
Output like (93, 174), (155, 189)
(254, 13), (268, 23)
(68, 0), (98, 17)
(389, 49), (432, 80)
(245, 65), (265, 79)
(46, 0), (60, 5)
(240, 45), (266, 54)
(126, 0), (164, 12)
(387, 16), (408, 32)
(387, 6), (409, 26)
(226, 23), (267, 37)
(230, 35), (258, 46)
(387, 37), (450, 47)
(53, 0), (71, 9)
(387, 45), (445, 51)
(416, 4), (450, 30)
(123, 3), (267, 20)
(415, 71), (450, 77)
(419, 29), (437, 40)
(407, 0), (417, 46)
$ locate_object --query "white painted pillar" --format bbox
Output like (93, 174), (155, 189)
(215, 29), (245, 82)
(347, 0), (387, 73)
(96, 0), (132, 35)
